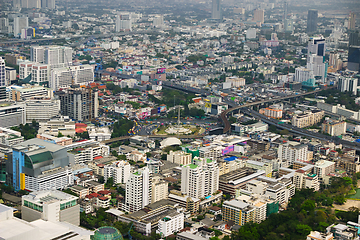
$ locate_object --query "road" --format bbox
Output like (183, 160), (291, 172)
(102, 134), (205, 144)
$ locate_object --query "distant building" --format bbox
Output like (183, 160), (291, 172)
(253, 9), (264, 24)
(167, 150), (192, 165)
(278, 141), (308, 165)
(153, 15), (164, 28)
(211, 0), (221, 20)
(152, 176), (168, 204)
(50, 65), (94, 90)
(116, 13), (132, 32)
(30, 46), (72, 67)
(0, 57), (5, 87)
(348, 12), (356, 30)
(22, 189), (79, 226)
(13, 17), (28, 37)
(322, 120), (346, 136)
(307, 10), (318, 33)
(0, 102), (26, 128)
(291, 110), (324, 128)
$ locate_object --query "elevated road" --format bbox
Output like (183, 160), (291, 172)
(102, 134), (205, 144)
(220, 88), (331, 133)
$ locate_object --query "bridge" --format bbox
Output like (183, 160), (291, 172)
(102, 134), (205, 144)
(220, 88), (331, 133)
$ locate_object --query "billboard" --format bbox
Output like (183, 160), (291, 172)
(205, 102), (212, 108)
(159, 105), (166, 112)
(231, 97), (236, 101)
(157, 68), (166, 74)
(222, 145), (234, 156)
(157, 107), (161, 113)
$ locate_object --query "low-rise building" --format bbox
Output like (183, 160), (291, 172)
(167, 150), (192, 165)
(292, 110), (324, 128)
(157, 211), (184, 237)
(246, 160), (272, 178)
(322, 120), (346, 136)
(222, 199), (256, 226)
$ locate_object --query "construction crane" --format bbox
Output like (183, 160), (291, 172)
(123, 222), (133, 240)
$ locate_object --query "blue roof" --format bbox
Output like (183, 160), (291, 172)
(224, 156), (238, 161)
(356, 139), (360, 143)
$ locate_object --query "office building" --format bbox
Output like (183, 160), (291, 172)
(9, 85), (50, 101)
(88, 126), (111, 141)
(157, 211), (184, 237)
(349, 12), (356, 30)
(0, 102), (26, 128)
(245, 160), (272, 178)
(181, 157), (219, 199)
(153, 15), (164, 28)
(246, 28), (256, 39)
(167, 150), (192, 165)
(307, 10), (318, 33)
(104, 161), (131, 184)
(295, 67), (314, 82)
(322, 120), (346, 136)
(21, 0), (41, 8)
(348, 46), (360, 72)
(13, 17), (28, 37)
(291, 110), (324, 128)
(122, 167), (152, 213)
(19, 61), (33, 80)
(211, 0), (221, 20)
(308, 36), (325, 60)
(222, 200), (256, 226)
(253, 9), (264, 24)
(278, 142), (308, 165)
(0, 18), (10, 34)
(50, 65), (94, 90)
(116, 13), (132, 32)
(0, 57), (5, 87)
(338, 77), (358, 95)
(55, 88), (99, 122)
(0, 203), (93, 240)
(31, 63), (50, 84)
(22, 190), (80, 226)
(69, 143), (109, 165)
(5, 67), (17, 85)
(38, 116), (76, 137)
(8, 138), (74, 191)
(314, 160), (335, 180)
(30, 46), (73, 67)
(25, 96), (60, 122)
(152, 176), (168, 203)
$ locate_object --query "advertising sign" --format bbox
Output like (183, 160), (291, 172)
(160, 105), (166, 112)
(205, 102), (212, 108)
(222, 145), (234, 156)
(157, 68), (166, 74)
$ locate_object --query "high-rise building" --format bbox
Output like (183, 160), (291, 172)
(50, 65), (94, 90)
(116, 13), (132, 32)
(7, 138), (74, 191)
(181, 157), (219, 199)
(21, 0), (41, 8)
(13, 17), (28, 37)
(295, 67), (314, 82)
(338, 77), (358, 95)
(41, 0), (55, 8)
(349, 12), (356, 30)
(55, 88), (98, 122)
(122, 167), (152, 213)
(307, 10), (318, 33)
(22, 190), (80, 226)
(253, 9), (264, 24)
(211, 0), (221, 20)
(25, 96), (60, 123)
(307, 36), (327, 83)
(307, 36), (325, 60)
(151, 176), (168, 203)
(0, 18), (10, 34)
(104, 161), (131, 184)
(348, 46), (360, 72)
(31, 64), (50, 84)
(0, 57), (5, 87)
(153, 15), (164, 28)
(30, 46), (73, 67)
(278, 142), (308, 166)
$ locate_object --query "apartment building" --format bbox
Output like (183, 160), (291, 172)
(291, 110), (324, 128)
(157, 211), (184, 237)
(294, 170), (320, 191)
(25, 96), (60, 123)
(167, 150), (192, 165)
(222, 200), (256, 226)
(181, 157), (219, 199)
(314, 160), (335, 181)
(122, 167), (152, 213)
(22, 190), (80, 226)
(168, 190), (200, 213)
(237, 195), (267, 223)
(322, 120), (346, 136)
(278, 141), (308, 166)
(261, 107), (283, 119)
(152, 176), (168, 203)
(50, 65), (94, 90)
(69, 143), (109, 165)
(104, 160), (131, 184)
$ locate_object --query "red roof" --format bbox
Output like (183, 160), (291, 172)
(75, 123), (87, 128)
(90, 193), (101, 197)
(97, 163), (105, 167)
(75, 128), (87, 133)
(85, 195), (94, 199)
(94, 156), (103, 160)
(98, 190), (111, 195)
(98, 196), (109, 201)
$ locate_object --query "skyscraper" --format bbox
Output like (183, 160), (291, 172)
(0, 57), (5, 87)
(30, 45), (73, 67)
(307, 10), (318, 33)
(122, 167), (152, 213)
(211, 0), (221, 20)
(349, 12), (356, 30)
(307, 36), (325, 61)
(253, 9), (264, 24)
(13, 17), (28, 37)
(115, 13), (132, 32)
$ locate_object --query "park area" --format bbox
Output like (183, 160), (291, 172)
(347, 188), (360, 200)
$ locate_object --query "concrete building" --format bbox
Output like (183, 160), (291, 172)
(8, 138), (74, 191)
(263, 108), (282, 119)
(291, 110), (324, 128)
(50, 65), (94, 90)
(9, 85), (50, 101)
(236, 195), (268, 223)
(278, 141), (308, 165)
(0, 127), (24, 146)
(31, 64), (50, 84)
(0, 57), (5, 87)
(116, 13), (132, 32)
(168, 190), (200, 213)
(122, 167), (152, 213)
(153, 15), (164, 28)
(348, 12), (356, 30)
(211, 0), (221, 20)
(307, 231), (334, 240)
(30, 46), (72, 67)
(307, 10), (318, 33)
(246, 28), (256, 39)
(37, 133), (72, 146)
(22, 190), (80, 226)
(294, 170), (320, 191)
(69, 143), (109, 165)
(152, 176), (168, 203)
(13, 17), (28, 37)
(225, 76), (245, 87)
(157, 211), (184, 237)
(19, 61), (34, 80)
(322, 120), (346, 136)
(181, 157), (219, 199)
(295, 67), (314, 82)
(338, 77), (358, 95)
(222, 199), (255, 226)
(0, 203), (93, 240)
(245, 160), (272, 178)
(55, 88), (98, 122)
(38, 116), (76, 137)
(104, 160), (130, 184)
(88, 126), (111, 141)
(0, 102), (26, 128)
(25, 96), (60, 123)
(253, 9), (264, 24)
(167, 150), (192, 165)
(314, 160), (335, 182)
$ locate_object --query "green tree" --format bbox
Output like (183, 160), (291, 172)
(296, 224), (312, 236)
(58, 131), (64, 137)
